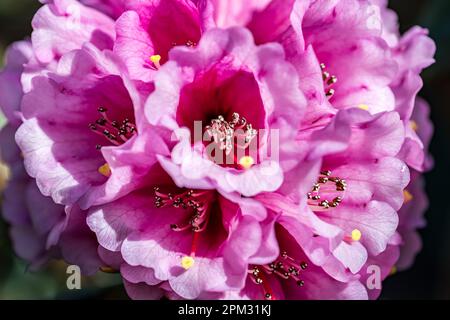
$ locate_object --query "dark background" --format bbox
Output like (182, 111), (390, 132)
(0, 0), (449, 299)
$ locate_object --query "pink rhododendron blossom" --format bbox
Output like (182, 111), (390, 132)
(369, 0), (435, 172)
(0, 0), (436, 300)
(34, 0), (115, 64)
(87, 162), (277, 299)
(396, 172), (428, 271)
(0, 41), (101, 274)
(1, 124), (65, 269)
(16, 44), (152, 207)
(145, 27), (306, 197)
(228, 221), (368, 300)
(113, 0), (214, 82)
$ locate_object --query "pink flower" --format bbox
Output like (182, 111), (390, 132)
(34, 0), (115, 65)
(0, 42), (33, 126)
(395, 99), (432, 271)
(87, 161), (277, 299)
(396, 172), (427, 271)
(226, 220), (368, 300)
(293, 108), (408, 280)
(208, 0), (401, 116)
(398, 97), (434, 173)
(0, 41), (101, 274)
(292, 0), (398, 114)
(240, 108), (409, 300)
(0, 41), (63, 268)
(369, 0), (435, 172)
(16, 44), (152, 207)
(2, 122), (110, 274)
(113, 0), (213, 82)
(1, 123), (65, 269)
(392, 32), (435, 171)
(145, 27), (306, 197)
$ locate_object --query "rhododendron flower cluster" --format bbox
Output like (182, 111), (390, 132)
(0, 0), (435, 300)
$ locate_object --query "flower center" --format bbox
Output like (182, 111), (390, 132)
(89, 107), (137, 150)
(307, 172), (363, 242)
(307, 170), (347, 211)
(320, 63), (337, 99)
(204, 112), (258, 168)
(249, 251), (308, 300)
(153, 187), (215, 232)
(153, 187), (216, 269)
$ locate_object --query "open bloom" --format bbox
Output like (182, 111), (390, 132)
(113, 0), (213, 82)
(87, 159), (277, 299)
(1, 123), (64, 269)
(396, 172), (427, 271)
(0, 41), (101, 273)
(145, 27), (306, 197)
(15, 44), (153, 207)
(395, 99), (432, 271)
(293, 108), (409, 282)
(34, 0), (115, 64)
(367, 0), (435, 172)
(227, 219), (368, 300)
(208, 0), (399, 114)
(0, 41), (63, 268)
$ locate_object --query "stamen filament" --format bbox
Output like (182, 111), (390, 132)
(249, 251), (307, 300)
(89, 107), (137, 150)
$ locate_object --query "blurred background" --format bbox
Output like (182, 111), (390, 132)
(0, 0), (449, 299)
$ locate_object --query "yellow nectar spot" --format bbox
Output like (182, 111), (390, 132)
(100, 266), (117, 273)
(0, 162), (11, 193)
(98, 163), (111, 177)
(181, 256), (195, 270)
(239, 156), (255, 170)
(351, 229), (362, 242)
(403, 190), (414, 203)
(390, 265), (397, 276)
(358, 104), (370, 111)
(150, 55), (161, 69)
(410, 120), (418, 132)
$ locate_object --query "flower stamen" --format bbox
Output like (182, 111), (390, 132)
(307, 170), (346, 211)
(320, 63), (337, 99)
(403, 190), (413, 203)
(150, 55), (161, 69)
(98, 163), (111, 177)
(249, 251), (308, 300)
(205, 112), (257, 156)
(153, 187), (216, 269)
(185, 40), (197, 48)
(172, 40), (198, 48)
(351, 229), (362, 241)
(89, 107), (136, 150)
(180, 231), (202, 270)
(239, 156), (255, 170)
